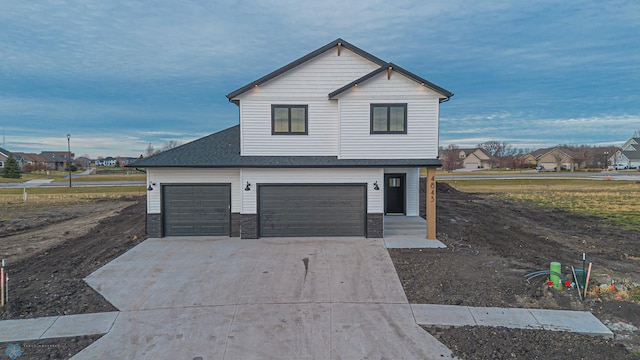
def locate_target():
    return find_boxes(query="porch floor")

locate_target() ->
[382,216,446,249]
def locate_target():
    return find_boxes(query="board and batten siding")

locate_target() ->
[240,168,383,214]
[337,73,441,159]
[147,168,241,214]
[236,48,380,157]
[385,167,420,216]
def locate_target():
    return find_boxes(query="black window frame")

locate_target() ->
[271,105,308,135]
[370,103,408,134]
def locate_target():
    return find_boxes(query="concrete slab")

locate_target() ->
[529,309,614,338]
[43,312,119,338]
[328,238,408,303]
[75,236,453,359]
[469,307,540,329]
[331,303,454,359]
[225,303,332,359]
[72,306,236,360]
[383,236,447,249]
[0,316,57,342]
[411,304,476,327]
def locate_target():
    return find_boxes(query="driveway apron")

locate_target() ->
[74,237,453,359]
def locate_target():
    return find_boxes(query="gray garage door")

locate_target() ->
[259,185,366,237]
[163,184,230,236]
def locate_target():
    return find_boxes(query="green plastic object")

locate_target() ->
[550,262,562,290]
[574,269,586,289]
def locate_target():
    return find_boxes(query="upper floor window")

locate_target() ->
[272,105,308,135]
[370,104,407,134]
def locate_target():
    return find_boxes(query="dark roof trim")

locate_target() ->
[225,38,387,101]
[129,159,442,169]
[328,62,454,101]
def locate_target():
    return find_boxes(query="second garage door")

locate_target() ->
[259,184,366,237]
[162,184,230,236]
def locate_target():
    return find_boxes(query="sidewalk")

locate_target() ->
[0,304,612,345]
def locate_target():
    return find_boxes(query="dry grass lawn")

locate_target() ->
[442,179,640,230]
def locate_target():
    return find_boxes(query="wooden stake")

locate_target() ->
[426,167,436,240]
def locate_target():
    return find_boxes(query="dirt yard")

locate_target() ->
[391,183,639,359]
[0,187,638,359]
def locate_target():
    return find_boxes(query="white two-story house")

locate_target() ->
[133,39,453,239]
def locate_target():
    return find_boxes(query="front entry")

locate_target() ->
[384,174,405,214]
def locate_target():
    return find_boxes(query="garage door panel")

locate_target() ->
[163,185,230,236]
[259,185,366,237]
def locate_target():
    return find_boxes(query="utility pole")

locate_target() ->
[67,134,72,188]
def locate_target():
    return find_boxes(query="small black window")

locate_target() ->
[370,104,407,134]
[272,105,308,134]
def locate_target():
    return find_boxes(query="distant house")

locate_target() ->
[611,137,640,168]
[75,156,92,168]
[40,151,74,170]
[457,148,495,169]
[95,157,117,166]
[527,147,582,171]
[13,152,49,171]
[0,146,9,169]
[519,153,537,166]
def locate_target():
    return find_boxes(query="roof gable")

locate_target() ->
[226,38,387,101]
[328,62,453,101]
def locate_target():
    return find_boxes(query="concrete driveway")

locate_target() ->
[74,237,453,359]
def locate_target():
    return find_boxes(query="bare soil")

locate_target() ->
[0,187,639,359]
[0,197,146,359]
[391,183,639,359]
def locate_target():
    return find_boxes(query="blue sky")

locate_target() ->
[1,1,638,158]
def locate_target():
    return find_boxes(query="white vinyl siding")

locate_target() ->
[147,168,240,214]
[337,73,441,159]
[385,167,420,216]
[240,168,383,214]
[236,48,380,156]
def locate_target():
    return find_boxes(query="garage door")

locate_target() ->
[162,184,230,236]
[259,185,366,237]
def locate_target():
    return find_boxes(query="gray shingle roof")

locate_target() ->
[129,125,440,168]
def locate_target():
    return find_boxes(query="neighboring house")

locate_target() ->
[519,153,537,167]
[40,151,74,170]
[13,152,49,171]
[457,148,494,169]
[75,156,92,168]
[530,147,581,171]
[132,39,453,239]
[95,157,117,166]
[0,146,9,169]
[611,137,640,168]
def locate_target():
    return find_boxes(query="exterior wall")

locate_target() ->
[463,153,481,169]
[240,168,383,214]
[366,213,383,238]
[146,168,241,214]
[337,74,441,159]
[237,48,380,156]
[240,214,258,239]
[538,152,573,170]
[146,214,162,238]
